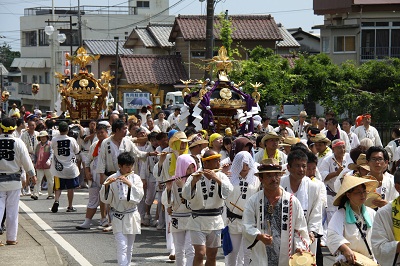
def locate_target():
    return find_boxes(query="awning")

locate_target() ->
[11,58,51,68]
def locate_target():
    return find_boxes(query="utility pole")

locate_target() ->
[78,0,82,47]
[204,0,214,79]
[114,39,119,111]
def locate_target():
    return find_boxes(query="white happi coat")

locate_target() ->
[50,134,80,179]
[316,148,332,169]
[85,140,102,187]
[371,201,400,265]
[293,120,309,141]
[347,132,360,150]
[327,207,376,259]
[254,148,287,165]
[370,172,399,203]
[319,153,353,211]
[0,134,35,191]
[21,130,39,159]
[96,136,147,175]
[100,171,144,235]
[354,125,383,147]
[242,188,310,266]
[280,176,323,239]
[182,171,233,231]
[225,177,261,234]
[161,181,191,232]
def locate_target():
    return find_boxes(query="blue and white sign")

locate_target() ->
[123,92,150,109]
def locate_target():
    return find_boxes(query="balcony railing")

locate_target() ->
[24,6,136,16]
[361,46,400,60]
[18,83,32,95]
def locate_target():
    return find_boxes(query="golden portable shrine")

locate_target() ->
[179,46,261,134]
[55,47,113,121]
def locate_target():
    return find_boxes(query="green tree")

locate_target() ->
[0,42,20,70]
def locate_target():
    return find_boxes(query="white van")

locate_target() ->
[165,91,184,107]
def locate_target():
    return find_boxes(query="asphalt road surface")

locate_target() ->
[19,188,335,265]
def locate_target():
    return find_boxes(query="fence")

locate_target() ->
[374,122,400,147]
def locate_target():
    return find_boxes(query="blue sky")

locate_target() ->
[0,0,323,51]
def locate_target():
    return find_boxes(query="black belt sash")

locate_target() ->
[192,207,223,219]
[227,208,242,220]
[0,173,21,182]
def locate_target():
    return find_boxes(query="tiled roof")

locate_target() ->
[84,40,134,56]
[134,27,158,47]
[120,55,188,85]
[169,15,282,42]
[125,23,174,49]
[277,26,300,48]
[148,24,174,48]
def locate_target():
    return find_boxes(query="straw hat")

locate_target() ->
[168,131,189,147]
[348,154,370,172]
[37,130,49,141]
[280,137,300,147]
[333,175,379,206]
[365,192,382,209]
[310,133,331,146]
[260,131,281,148]
[255,158,285,174]
[352,251,379,266]
[289,251,316,266]
[188,133,208,149]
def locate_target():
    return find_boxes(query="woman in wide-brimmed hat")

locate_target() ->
[327,175,379,264]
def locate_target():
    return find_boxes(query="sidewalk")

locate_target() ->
[0,214,65,266]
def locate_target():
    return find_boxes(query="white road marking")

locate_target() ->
[19,201,93,266]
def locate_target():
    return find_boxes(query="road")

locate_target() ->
[19,188,335,265]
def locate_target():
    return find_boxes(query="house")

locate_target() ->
[83,39,134,79]
[287,27,320,54]
[124,23,174,55]
[168,14,283,79]
[10,1,174,112]
[276,24,301,55]
[118,54,188,112]
[313,0,400,64]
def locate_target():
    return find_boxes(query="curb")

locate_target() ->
[19,214,65,265]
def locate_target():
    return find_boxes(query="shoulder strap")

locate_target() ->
[354,222,373,256]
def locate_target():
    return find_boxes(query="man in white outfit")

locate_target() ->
[0,118,36,245]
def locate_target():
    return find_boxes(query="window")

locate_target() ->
[334,36,355,52]
[32,75,38,83]
[59,29,79,47]
[137,1,150,7]
[38,29,50,46]
[22,75,27,83]
[191,51,205,58]
[322,37,330,53]
[45,72,50,84]
[23,31,37,47]
[39,75,43,84]
[361,22,400,60]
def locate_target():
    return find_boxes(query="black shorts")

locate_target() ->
[54,176,79,190]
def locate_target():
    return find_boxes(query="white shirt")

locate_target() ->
[354,125,383,147]
[154,119,170,132]
[50,134,80,179]
[167,113,180,126]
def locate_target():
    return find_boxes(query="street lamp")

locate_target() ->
[45,25,66,110]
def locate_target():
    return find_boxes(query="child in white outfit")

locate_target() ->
[100,152,144,266]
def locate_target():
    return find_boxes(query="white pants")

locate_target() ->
[172,230,194,266]
[225,233,250,266]
[114,232,136,266]
[0,189,20,241]
[166,212,175,254]
[34,169,54,197]
[144,181,156,206]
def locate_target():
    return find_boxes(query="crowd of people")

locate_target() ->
[1,104,400,266]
